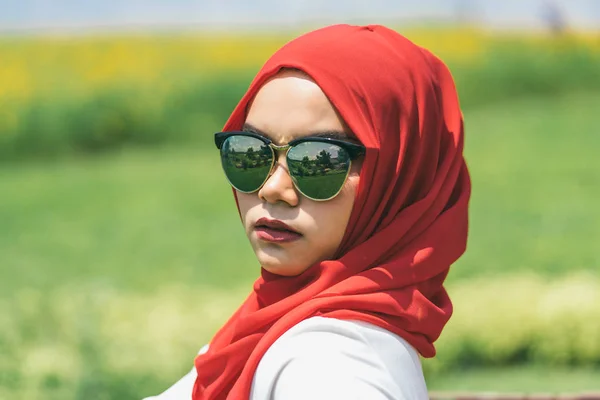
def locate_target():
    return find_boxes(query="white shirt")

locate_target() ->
[143,316,429,400]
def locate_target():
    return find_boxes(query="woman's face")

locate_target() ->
[236,70,362,277]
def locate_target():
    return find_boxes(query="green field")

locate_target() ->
[2,92,598,291]
[1,92,599,398]
[427,367,600,393]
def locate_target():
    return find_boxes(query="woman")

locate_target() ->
[145,23,470,400]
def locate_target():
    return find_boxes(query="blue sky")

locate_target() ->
[1,0,598,32]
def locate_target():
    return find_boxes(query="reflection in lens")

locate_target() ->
[221,136,273,192]
[287,142,351,200]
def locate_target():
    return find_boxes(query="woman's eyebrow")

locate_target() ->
[242,123,271,139]
[242,123,350,141]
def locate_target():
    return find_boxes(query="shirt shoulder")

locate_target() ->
[250,316,429,400]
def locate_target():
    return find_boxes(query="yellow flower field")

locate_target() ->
[1,28,598,102]
[1,27,598,160]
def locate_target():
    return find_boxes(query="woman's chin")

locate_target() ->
[256,251,307,277]
[262,265,299,277]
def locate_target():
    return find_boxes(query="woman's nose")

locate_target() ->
[257,153,300,207]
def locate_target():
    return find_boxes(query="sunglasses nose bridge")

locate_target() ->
[265,143,292,176]
[268,143,291,153]
[258,143,300,205]
[267,142,291,168]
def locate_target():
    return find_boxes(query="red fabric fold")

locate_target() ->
[193,24,471,400]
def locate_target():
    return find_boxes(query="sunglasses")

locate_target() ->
[214,131,366,201]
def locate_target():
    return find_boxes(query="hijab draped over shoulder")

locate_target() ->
[193,24,471,400]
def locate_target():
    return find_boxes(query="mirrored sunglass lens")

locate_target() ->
[220,136,272,192]
[287,142,351,200]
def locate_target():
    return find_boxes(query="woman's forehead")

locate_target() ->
[244,71,357,145]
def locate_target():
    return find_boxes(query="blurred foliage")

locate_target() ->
[1,28,599,160]
[426,273,600,373]
[1,276,599,399]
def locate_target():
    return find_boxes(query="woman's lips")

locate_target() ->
[255,227,302,243]
[254,218,302,243]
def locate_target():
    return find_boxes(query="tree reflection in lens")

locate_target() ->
[288,142,351,199]
[221,136,273,192]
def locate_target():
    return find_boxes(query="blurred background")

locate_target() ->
[0,0,599,399]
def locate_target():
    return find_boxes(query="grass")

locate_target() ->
[4,92,597,294]
[0,143,259,296]
[426,367,600,393]
[1,92,599,397]
[451,91,600,280]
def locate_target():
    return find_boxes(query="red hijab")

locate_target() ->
[193,24,470,399]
